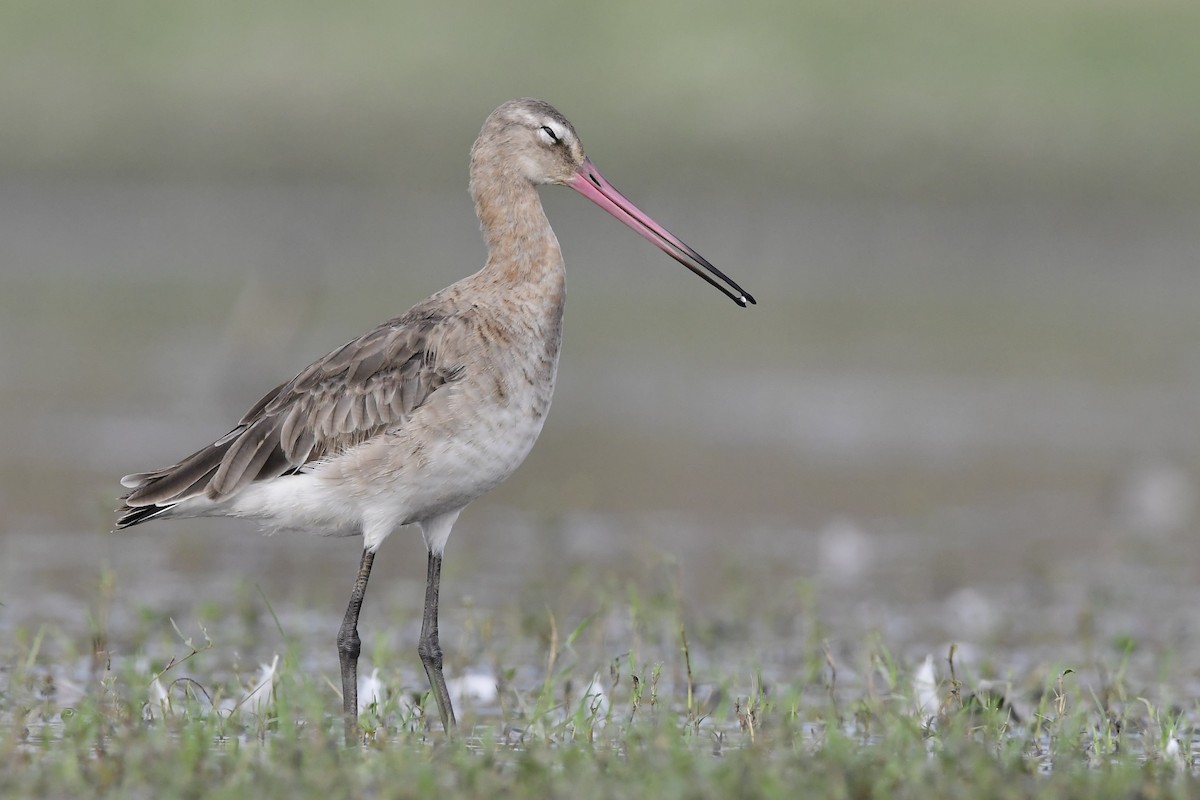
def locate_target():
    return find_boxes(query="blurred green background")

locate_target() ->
[2,0,1199,676]
[4,0,1198,196]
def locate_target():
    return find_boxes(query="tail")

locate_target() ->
[114,501,177,529]
[115,403,302,530]
[115,426,242,530]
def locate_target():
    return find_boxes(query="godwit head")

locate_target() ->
[470,98,756,307]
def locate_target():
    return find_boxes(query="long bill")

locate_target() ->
[568,157,756,308]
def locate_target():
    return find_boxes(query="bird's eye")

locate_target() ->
[539,125,560,145]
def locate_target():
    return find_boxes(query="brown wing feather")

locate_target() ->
[117,311,462,525]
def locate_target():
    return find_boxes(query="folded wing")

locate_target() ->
[117,312,462,528]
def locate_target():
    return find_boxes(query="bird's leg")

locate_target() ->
[337,547,375,745]
[418,549,457,732]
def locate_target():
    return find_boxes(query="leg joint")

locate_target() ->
[337,626,361,661]
[417,637,443,670]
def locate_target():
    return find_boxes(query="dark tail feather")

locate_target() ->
[114,501,176,529]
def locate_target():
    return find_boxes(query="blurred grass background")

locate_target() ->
[1,0,1199,677]
[2,0,1197,198]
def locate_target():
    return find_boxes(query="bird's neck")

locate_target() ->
[472,173,564,292]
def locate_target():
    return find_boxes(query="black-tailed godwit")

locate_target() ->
[117,98,754,741]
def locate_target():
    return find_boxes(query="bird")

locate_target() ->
[116,98,755,741]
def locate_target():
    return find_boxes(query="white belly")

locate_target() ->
[226,356,557,551]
